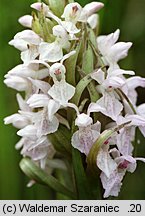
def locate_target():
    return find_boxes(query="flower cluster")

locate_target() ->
[4,0,145,198]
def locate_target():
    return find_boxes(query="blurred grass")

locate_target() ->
[0,0,145,199]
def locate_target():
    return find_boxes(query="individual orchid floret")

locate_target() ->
[27,93,60,136]
[47,54,76,107]
[4,60,50,97]
[109,116,134,156]
[61,2,104,35]
[97,145,118,178]
[35,107,59,137]
[122,76,145,106]
[61,3,82,23]
[90,67,135,121]
[89,91,123,121]
[106,114,145,158]
[9,30,41,50]
[39,25,70,62]
[72,113,101,156]
[101,148,145,198]
[17,135,55,169]
[48,63,75,106]
[9,30,42,64]
[91,68,134,92]
[100,168,125,198]
[4,94,33,129]
[22,137,54,170]
[97,29,132,69]
[18,15,33,28]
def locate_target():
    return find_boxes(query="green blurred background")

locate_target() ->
[0,0,145,199]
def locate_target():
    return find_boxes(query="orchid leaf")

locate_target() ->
[72,148,92,199]
[87,122,131,171]
[82,45,99,102]
[20,158,76,199]
[71,74,92,106]
[48,125,72,157]
[65,41,82,86]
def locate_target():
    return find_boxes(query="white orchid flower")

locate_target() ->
[101,148,145,198]
[89,91,123,121]
[90,67,134,121]
[9,30,42,64]
[39,25,70,62]
[72,113,101,156]
[48,63,75,106]
[4,94,33,129]
[61,2,104,34]
[97,145,118,178]
[122,76,145,106]
[9,30,41,50]
[4,113,30,129]
[97,29,132,69]
[28,77,51,95]
[4,62,50,94]
[47,51,76,108]
[27,93,60,136]
[125,114,145,138]
[91,68,134,92]
[17,135,55,169]
[27,94,50,108]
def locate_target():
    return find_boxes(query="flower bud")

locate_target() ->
[18,15,33,28]
[31,2,49,15]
